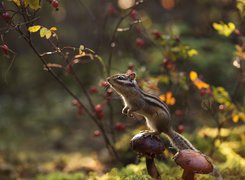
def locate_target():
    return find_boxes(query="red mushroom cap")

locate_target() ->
[174,149,213,174]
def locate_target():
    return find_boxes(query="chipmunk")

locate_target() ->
[107,72,197,151]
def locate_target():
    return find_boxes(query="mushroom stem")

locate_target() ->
[182,170,195,180]
[146,157,161,180]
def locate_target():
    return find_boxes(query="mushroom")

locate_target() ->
[174,149,214,180]
[131,132,166,156]
[131,132,166,180]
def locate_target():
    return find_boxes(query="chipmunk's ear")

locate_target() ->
[128,72,136,80]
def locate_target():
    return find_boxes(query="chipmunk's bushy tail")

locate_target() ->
[168,130,198,151]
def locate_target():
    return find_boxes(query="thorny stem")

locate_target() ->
[13,22,120,161]
[107,0,145,76]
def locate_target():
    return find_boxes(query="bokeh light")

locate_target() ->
[161,0,175,10]
[118,0,135,9]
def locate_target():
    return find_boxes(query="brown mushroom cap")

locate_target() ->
[174,149,213,174]
[131,132,165,156]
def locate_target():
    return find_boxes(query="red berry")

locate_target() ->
[200,88,207,96]
[95,104,103,113]
[219,104,225,112]
[175,110,184,117]
[177,124,185,134]
[115,122,126,131]
[174,36,181,43]
[134,26,141,34]
[130,9,138,20]
[96,111,104,120]
[94,130,101,137]
[71,99,79,106]
[78,107,83,115]
[200,88,212,96]
[0,44,9,55]
[107,3,116,15]
[152,31,161,40]
[65,64,72,74]
[89,86,98,94]
[2,12,11,22]
[135,38,145,47]
[100,80,109,87]
[106,88,113,96]
[163,58,175,70]
[51,0,59,9]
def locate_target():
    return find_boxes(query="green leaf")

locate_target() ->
[40,28,52,39]
[40,27,48,38]
[45,30,52,39]
[28,25,41,33]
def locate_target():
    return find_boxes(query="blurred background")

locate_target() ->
[0,0,244,179]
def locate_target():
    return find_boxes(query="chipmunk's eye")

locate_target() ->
[117,76,125,80]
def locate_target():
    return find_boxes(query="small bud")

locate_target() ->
[71,99,79,106]
[89,86,98,94]
[51,0,59,10]
[218,104,225,112]
[65,64,72,74]
[100,80,109,87]
[107,3,117,15]
[0,44,9,55]
[96,111,104,120]
[94,130,101,137]
[200,88,212,96]
[115,122,126,131]
[95,104,103,113]
[175,110,184,117]
[174,36,181,43]
[163,58,175,70]
[152,31,161,40]
[134,26,141,34]
[130,9,138,20]
[135,38,145,47]
[106,88,113,96]
[2,12,11,23]
[78,107,83,115]
[177,124,185,134]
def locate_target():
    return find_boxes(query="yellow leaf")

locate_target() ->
[189,71,198,81]
[194,79,210,89]
[12,0,21,6]
[159,91,176,106]
[27,0,41,10]
[188,49,198,57]
[232,114,239,123]
[45,30,52,39]
[159,94,165,102]
[50,27,57,31]
[28,25,41,33]
[12,0,40,10]
[79,45,85,55]
[190,71,210,89]
[212,22,236,37]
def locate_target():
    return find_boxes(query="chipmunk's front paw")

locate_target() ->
[122,107,129,115]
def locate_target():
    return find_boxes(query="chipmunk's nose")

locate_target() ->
[106,77,111,82]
